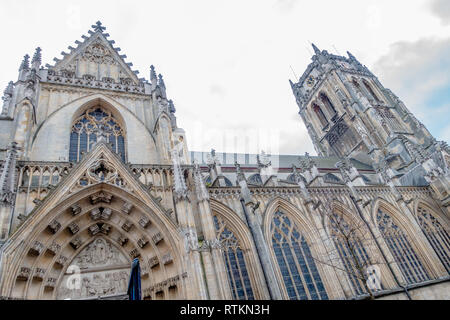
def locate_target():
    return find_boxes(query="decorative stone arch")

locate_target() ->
[323,199,397,294]
[0,183,185,300]
[209,199,268,299]
[153,112,174,162]
[413,198,450,273]
[322,199,363,239]
[413,198,449,225]
[29,93,157,163]
[69,101,128,162]
[371,198,443,281]
[13,99,35,157]
[262,196,342,299]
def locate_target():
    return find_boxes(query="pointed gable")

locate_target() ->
[47,21,141,86]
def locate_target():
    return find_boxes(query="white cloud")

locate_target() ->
[372,37,450,141]
[430,0,450,25]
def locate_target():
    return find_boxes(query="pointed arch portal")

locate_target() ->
[0,144,185,300]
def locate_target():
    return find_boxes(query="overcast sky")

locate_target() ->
[1,0,449,156]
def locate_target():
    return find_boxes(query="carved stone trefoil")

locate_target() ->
[101,208,112,220]
[55,255,68,267]
[149,256,159,268]
[29,241,44,256]
[100,224,111,235]
[47,242,61,255]
[88,224,100,236]
[90,191,112,204]
[71,204,82,216]
[137,236,149,248]
[117,236,128,246]
[67,222,79,235]
[139,216,150,228]
[152,232,163,245]
[17,267,31,281]
[70,237,82,250]
[129,248,140,259]
[90,208,101,220]
[141,265,149,277]
[44,277,57,289]
[162,253,173,265]
[47,220,61,234]
[121,220,134,232]
[121,202,133,214]
[33,268,46,280]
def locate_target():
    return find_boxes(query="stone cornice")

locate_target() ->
[40,81,151,99]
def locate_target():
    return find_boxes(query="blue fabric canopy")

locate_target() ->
[127,258,142,300]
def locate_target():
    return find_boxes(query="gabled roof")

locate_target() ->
[45,21,143,85]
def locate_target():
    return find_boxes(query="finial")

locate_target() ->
[171,148,188,200]
[234,161,246,183]
[168,99,176,113]
[32,47,42,64]
[92,21,106,32]
[311,43,321,55]
[19,54,30,71]
[158,74,165,89]
[150,65,157,83]
[3,81,14,96]
[347,51,356,60]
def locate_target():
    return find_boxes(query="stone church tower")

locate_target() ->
[0,24,448,300]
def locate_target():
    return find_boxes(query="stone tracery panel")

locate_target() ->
[56,238,130,299]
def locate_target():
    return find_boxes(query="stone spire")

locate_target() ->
[19,54,30,71]
[193,161,209,202]
[171,148,188,200]
[347,51,357,61]
[312,43,321,55]
[0,142,19,205]
[31,47,42,70]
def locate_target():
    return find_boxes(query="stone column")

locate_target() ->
[193,163,232,299]
[0,142,19,241]
[235,162,282,299]
[171,149,208,299]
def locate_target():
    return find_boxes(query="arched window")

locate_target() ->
[319,93,337,115]
[377,209,429,284]
[271,210,328,300]
[417,206,450,273]
[313,103,328,128]
[363,80,381,103]
[213,214,255,300]
[69,107,126,162]
[329,212,376,296]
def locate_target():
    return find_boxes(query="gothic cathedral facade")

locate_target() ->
[0,22,449,300]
